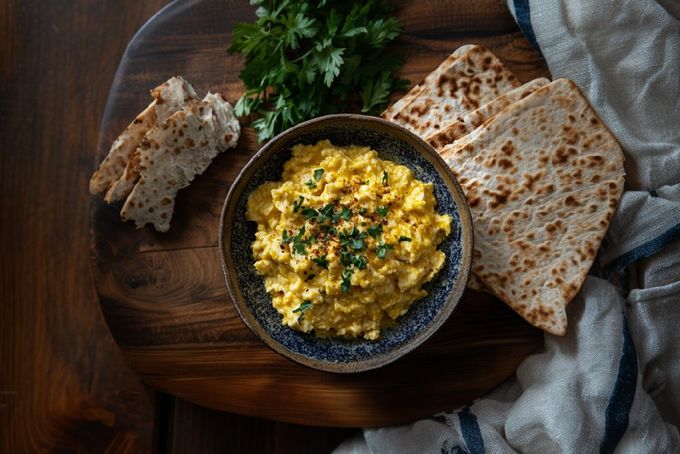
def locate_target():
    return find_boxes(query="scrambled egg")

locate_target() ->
[246,140,451,340]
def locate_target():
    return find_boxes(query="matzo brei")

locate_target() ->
[441,78,625,335]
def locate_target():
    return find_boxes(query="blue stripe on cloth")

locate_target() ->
[458,407,485,454]
[600,315,638,454]
[602,222,680,279]
[512,0,541,51]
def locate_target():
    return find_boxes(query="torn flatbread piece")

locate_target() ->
[387,45,522,138]
[120,93,240,232]
[104,77,198,203]
[426,78,550,151]
[441,79,625,335]
[89,76,197,195]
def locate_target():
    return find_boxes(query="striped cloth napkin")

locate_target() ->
[335,0,680,452]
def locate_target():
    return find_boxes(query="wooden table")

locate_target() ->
[1,1,546,451]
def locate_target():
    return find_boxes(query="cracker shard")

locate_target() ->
[120,92,240,232]
[442,78,625,335]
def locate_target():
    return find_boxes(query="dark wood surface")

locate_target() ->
[1,1,168,451]
[91,0,548,428]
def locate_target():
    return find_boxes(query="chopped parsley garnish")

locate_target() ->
[301,207,318,220]
[376,241,394,259]
[382,170,388,186]
[398,236,412,242]
[318,204,335,223]
[281,230,291,244]
[351,237,365,250]
[359,207,367,215]
[376,205,389,217]
[367,224,383,239]
[293,300,313,321]
[314,168,325,181]
[340,207,352,221]
[353,255,368,269]
[341,268,354,292]
[305,179,317,189]
[312,254,329,269]
[292,195,304,213]
[291,226,308,255]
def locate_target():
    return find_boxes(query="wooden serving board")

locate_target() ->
[91,0,549,427]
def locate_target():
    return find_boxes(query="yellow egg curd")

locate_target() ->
[246,140,452,340]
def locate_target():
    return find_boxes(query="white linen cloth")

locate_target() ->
[335,0,680,452]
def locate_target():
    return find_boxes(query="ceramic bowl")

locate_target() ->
[219,114,472,373]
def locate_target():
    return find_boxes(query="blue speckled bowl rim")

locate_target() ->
[219,114,473,373]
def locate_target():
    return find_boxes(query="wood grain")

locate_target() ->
[0,1,170,452]
[91,0,549,429]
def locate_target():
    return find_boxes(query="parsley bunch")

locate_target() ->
[228,0,408,142]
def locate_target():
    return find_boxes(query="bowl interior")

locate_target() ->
[222,115,471,372]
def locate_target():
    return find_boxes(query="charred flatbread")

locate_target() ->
[441,78,625,335]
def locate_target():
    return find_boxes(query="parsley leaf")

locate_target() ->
[382,170,388,186]
[305,179,317,189]
[376,206,389,217]
[292,195,304,213]
[341,268,353,292]
[376,241,394,259]
[293,300,313,321]
[398,236,412,242]
[340,207,352,220]
[281,230,291,244]
[359,207,367,215]
[228,1,407,142]
[312,254,329,269]
[353,254,368,269]
[314,168,325,181]
[301,207,318,220]
[367,224,383,239]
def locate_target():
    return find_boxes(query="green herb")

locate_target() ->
[340,207,352,221]
[318,204,336,223]
[312,254,329,269]
[359,207,367,215]
[281,230,291,244]
[293,300,313,321]
[382,170,388,186]
[350,237,364,250]
[367,224,383,239]
[398,236,412,242]
[291,226,308,255]
[341,268,354,292]
[376,241,394,259]
[305,179,317,189]
[314,168,325,181]
[228,1,408,142]
[340,250,354,267]
[376,205,389,217]
[353,254,368,269]
[301,207,318,220]
[292,195,304,213]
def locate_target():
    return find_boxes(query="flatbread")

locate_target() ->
[426,78,550,151]
[388,45,522,138]
[103,77,198,203]
[120,93,240,232]
[441,78,625,335]
[89,76,196,195]
[381,45,475,121]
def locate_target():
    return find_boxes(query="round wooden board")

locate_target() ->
[91,0,549,427]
